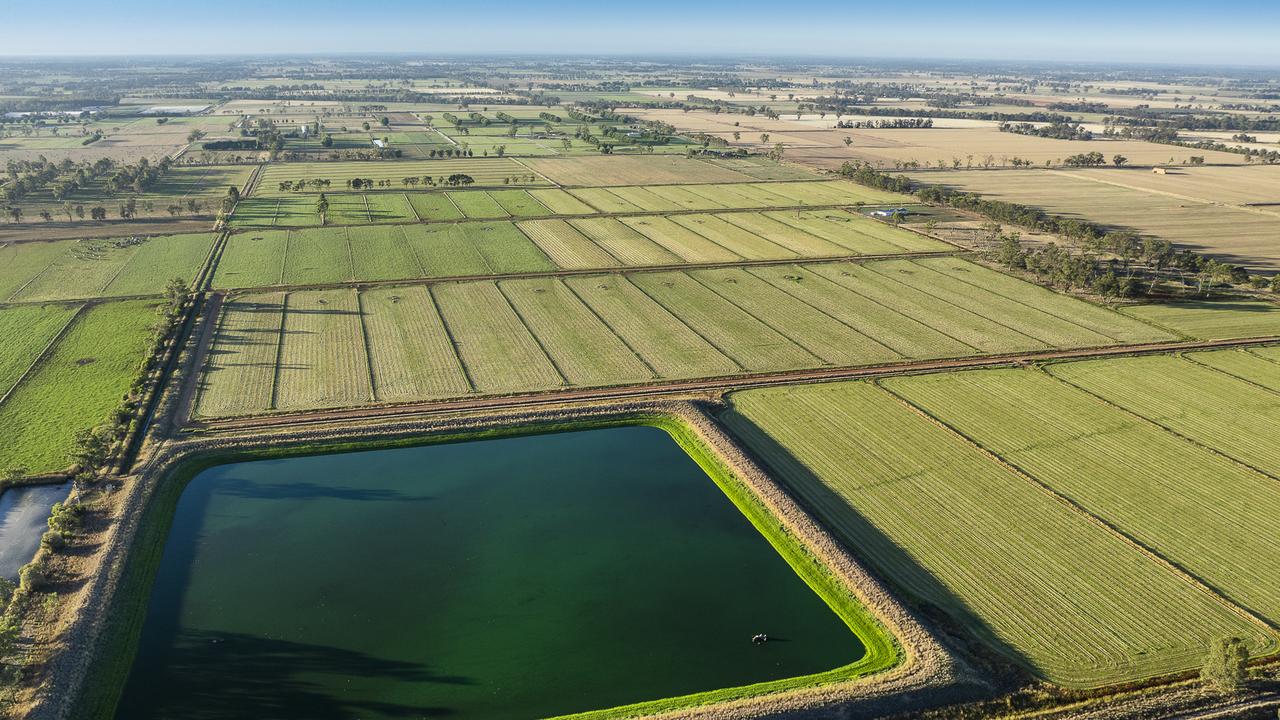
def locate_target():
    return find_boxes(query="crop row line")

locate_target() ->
[872,378,1280,641]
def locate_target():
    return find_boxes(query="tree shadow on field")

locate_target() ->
[117,629,468,719]
[715,409,1037,686]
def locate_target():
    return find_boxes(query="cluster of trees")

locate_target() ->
[1062,151,1108,167]
[427,148,474,158]
[841,161,1271,296]
[835,118,934,129]
[999,121,1093,140]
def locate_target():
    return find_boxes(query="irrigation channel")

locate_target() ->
[111,426,866,719]
[0,481,70,579]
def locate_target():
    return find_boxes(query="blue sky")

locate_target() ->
[2,0,1279,65]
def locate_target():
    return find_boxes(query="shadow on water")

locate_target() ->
[717,409,1034,679]
[210,475,431,503]
[124,629,466,720]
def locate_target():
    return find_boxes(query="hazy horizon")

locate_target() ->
[3,0,1279,65]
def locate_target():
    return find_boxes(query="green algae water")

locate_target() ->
[114,426,863,719]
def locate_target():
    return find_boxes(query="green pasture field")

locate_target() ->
[0,300,160,473]
[722,380,1275,687]
[1121,300,1280,340]
[254,158,544,195]
[0,304,80,398]
[886,366,1280,633]
[194,259,1164,416]
[0,233,215,302]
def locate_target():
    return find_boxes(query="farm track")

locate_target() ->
[215,248,963,295]
[188,335,1280,432]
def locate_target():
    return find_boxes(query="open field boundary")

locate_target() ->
[189,336,1280,432]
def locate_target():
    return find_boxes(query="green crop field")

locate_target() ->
[1121,300,1280,340]
[721,380,1274,687]
[0,300,160,473]
[448,190,510,218]
[194,293,285,418]
[431,281,565,394]
[195,259,1173,416]
[527,188,596,215]
[360,286,472,402]
[568,218,682,266]
[0,233,215,302]
[618,216,742,263]
[499,278,654,386]
[274,290,372,411]
[1187,346,1280,392]
[1047,354,1280,478]
[517,220,622,269]
[668,214,794,260]
[885,366,1280,631]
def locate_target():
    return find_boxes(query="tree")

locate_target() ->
[843,136,853,147]
[90,206,107,221]
[163,277,187,311]
[1201,637,1249,691]
[227,185,241,204]
[315,193,329,225]
[995,233,1025,269]
[380,116,390,127]
[759,133,770,144]
[1112,154,1128,166]
[767,142,785,162]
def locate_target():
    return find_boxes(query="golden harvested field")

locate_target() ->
[628,108,1247,169]
[919,169,1280,271]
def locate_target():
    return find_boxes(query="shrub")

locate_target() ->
[40,531,65,552]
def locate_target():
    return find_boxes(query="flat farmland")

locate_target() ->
[8,164,253,222]
[721,381,1274,686]
[0,233,216,302]
[1121,300,1280,339]
[214,209,949,289]
[1047,354,1280,477]
[919,169,1280,271]
[0,304,81,398]
[884,366,1280,635]
[0,300,160,473]
[230,180,914,228]
[196,258,1173,416]
[1188,346,1280,392]
[254,158,545,195]
[524,155,755,186]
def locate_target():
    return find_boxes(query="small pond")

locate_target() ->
[0,482,69,579]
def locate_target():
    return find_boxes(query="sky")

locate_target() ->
[2,0,1279,66]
